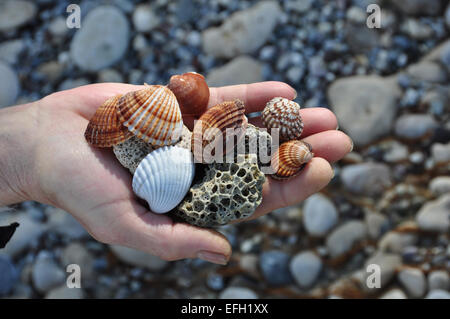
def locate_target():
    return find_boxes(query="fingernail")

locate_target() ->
[292,89,298,99]
[197,251,228,265]
[349,138,354,152]
[336,123,339,130]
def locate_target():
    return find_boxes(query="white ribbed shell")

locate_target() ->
[132,146,195,213]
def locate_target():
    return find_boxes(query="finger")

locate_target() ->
[54,83,144,120]
[302,130,353,163]
[249,107,338,138]
[110,200,232,264]
[248,157,333,219]
[209,81,297,113]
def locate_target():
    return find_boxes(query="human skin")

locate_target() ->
[0,82,352,265]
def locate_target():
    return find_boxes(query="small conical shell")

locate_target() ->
[132,146,195,214]
[168,72,209,116]
[262,97,304,142]
[270,140,313,180]
[118,85,183,147]
[84,94,133,147]
[191,99,248,163]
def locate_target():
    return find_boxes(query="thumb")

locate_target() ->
[110,203,232,265]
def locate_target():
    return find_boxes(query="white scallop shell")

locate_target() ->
[132,146,195,214]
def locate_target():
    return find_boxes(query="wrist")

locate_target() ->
[0,102,41,205]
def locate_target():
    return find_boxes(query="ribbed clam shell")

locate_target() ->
[118,85,183,147]
[168,72,209,116]
[262,97,304,142]
[191,99,248,163]
[84,94,133,147]
[271,140,313,180]
[132,146,195,214]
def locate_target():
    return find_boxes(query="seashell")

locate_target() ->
[191,99,248,163]
[168,72,209,116]
[132,146,195,214]
[118,85,183,147]
[270,140,313,180]
[262,97,304,142]
[84,94,133,147]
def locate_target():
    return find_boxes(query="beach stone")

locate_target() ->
[395,114,438,140]
[289,251,322,288]
[206,56,263,87]
[383,141,409,163]
[97,68,124,83]
[132,4,160,32]
[431,142,450,165]
[407,61,447,83]
[416,194,450,233]
[0,213,47,258]
[389,0,442,16]
[363,252,402,290]
[0,0,36,31]
[446,4,450,29]
[426,289,450,299]
[0,255,17,296]
[428,270,449,291]
[202,1,281,58]
[219,287,258,299]
[378,232,418,254]
[365,212,388,239]
[45,285,84,299]
[341,163,392,197]
[328,76,400,147]
[59,78,90,91]
[430,177,450,196]
[61,243,94,282]
[32,252,66,293]
[0,62,19,108]
[0,39,25,65]
[398,268,426,298]
[238,254,259,278]
[70,5,130,71]
[402,19,433,40]
[380,288,407,299]
[48,17,69,38]
[110,245,168,271]
[36,61,65,83]
[303,194,338,236]
[326,221,367,258]
[259,250,292,286]
[286,0,313,13]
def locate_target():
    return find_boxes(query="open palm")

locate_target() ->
[30,82,352,264]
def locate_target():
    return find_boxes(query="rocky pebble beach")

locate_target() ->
[0,0,449,299]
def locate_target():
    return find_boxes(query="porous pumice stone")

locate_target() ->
[235,124,272,170]
[113,125,192,174]
[113,135,154,174]
[175,154,266,228]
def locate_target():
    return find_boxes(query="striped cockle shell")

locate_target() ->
[118,85,183,147]
[191,99,248,163]
[262,97,304,142]
[168,72,209,117]
[270,140,313,180]
[84,94,133,147]
[132,146,195,214]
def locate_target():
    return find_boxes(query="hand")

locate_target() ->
[0,82,352,264]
